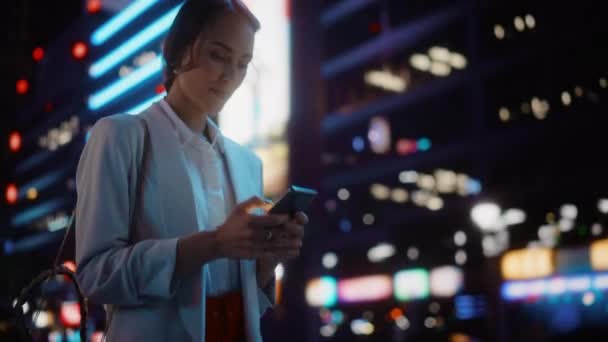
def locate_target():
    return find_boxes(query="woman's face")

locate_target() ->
[175,11,255,115]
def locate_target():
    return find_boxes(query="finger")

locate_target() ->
[284,222,305,239]
[236,196,273,213]
[249,214,289,228]
[293,212,309,225]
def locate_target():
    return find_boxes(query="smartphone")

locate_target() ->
[268,185,318,217]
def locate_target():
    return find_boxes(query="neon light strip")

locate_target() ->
[127,91,166,114]
[89,4,182,78]
[18,168,66,197]
[91,0,159,46]
[88,56,163,110]
[501,273,608,301]
[337,275,392,303]
[11,197,69,227]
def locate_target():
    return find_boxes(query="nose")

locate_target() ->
[220,63,236,82]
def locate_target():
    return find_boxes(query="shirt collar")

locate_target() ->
[158,99,225,154]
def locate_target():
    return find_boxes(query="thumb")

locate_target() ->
[237,196,273,213]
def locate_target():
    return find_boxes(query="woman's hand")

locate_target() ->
[256,211,309,288]
[216,196,290,259]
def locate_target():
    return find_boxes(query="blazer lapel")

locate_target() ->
[223,139,263,342]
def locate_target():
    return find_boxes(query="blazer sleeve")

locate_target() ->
[254,157,277,315]
[75,116,179,306]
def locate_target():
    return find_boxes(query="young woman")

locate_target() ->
[75,1,307,341]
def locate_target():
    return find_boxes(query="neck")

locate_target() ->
[165,84,208,134]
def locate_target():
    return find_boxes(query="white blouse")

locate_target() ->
[158,99,241,296]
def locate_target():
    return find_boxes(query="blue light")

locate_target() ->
[352,136,365,152]
[91,0,159,46]
[416,137,432,151]
[11,197,68,227]
[339,219,352,232]
[89,4,182,78]
[126,92,166,114]
[88,56,163,110]
[467,178,483,195]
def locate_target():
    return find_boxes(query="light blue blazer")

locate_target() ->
[75,103,274,341]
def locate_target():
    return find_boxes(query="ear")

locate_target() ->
[179,34,204,72]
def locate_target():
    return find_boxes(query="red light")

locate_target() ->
[63,261,77,273]
[87,0,102,14]
[6,184,18,204]
[44,102,54,112]
[155,84,166,94]
[369,22,381,34]
[32,47,45,62]
[60,302,81,327]
[9,132,21,152]
[390,308,404,320]
[16,79,29,95]
[72,42,88,60]
[396,139,418,155]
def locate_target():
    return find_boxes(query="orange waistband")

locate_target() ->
[206,291,245,342]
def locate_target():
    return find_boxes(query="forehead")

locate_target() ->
[204,11,255,55]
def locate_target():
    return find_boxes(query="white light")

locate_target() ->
[410,54,431,71]
[430,266,463,297]
[454,231,467,246]
[582,291,595,306]
[275,263,285,280]
[561,91,572,106]
[503,208,527,226]
[429,302,441,313]
[592,223,603,236]
[391,188,409,203]
[368,116,392,154]
[320,324,337,337]
[482,235,501,257]
[531,97,550,120]
[574,86,584,97]
[428,46,451,63]
[407,247,419,260]
[499,107,510,121]
[322,252,338,269]
[471,202,502,231]
[368,243,396,263]
[351,319,375,335]
[33,311,51,328]
[427,196,444,211]
[449,52,467,70]
[494,24,505,39]
[559,218,575,232]
[525,14,536,29]
[455,250,467,265]
[399,171,418,184]
[430,61,451,77]
[12,300,29,314]
[337,188,350,201]
[412,190,431,207]
[417,174,436,190]
[395,316,410,330]
[514,16,525,32]
[435,169,457,193]
[600,78,608,89]
[538,225,559,247]
[370,183,391,200]
[363,214,375,225]
[599,199,608,214]
[424,317,437,328]
[364,70,407,92]
[560,204,578,220]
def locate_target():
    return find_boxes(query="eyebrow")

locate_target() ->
[211,41,252,59]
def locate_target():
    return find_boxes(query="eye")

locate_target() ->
[210,51,228,62]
